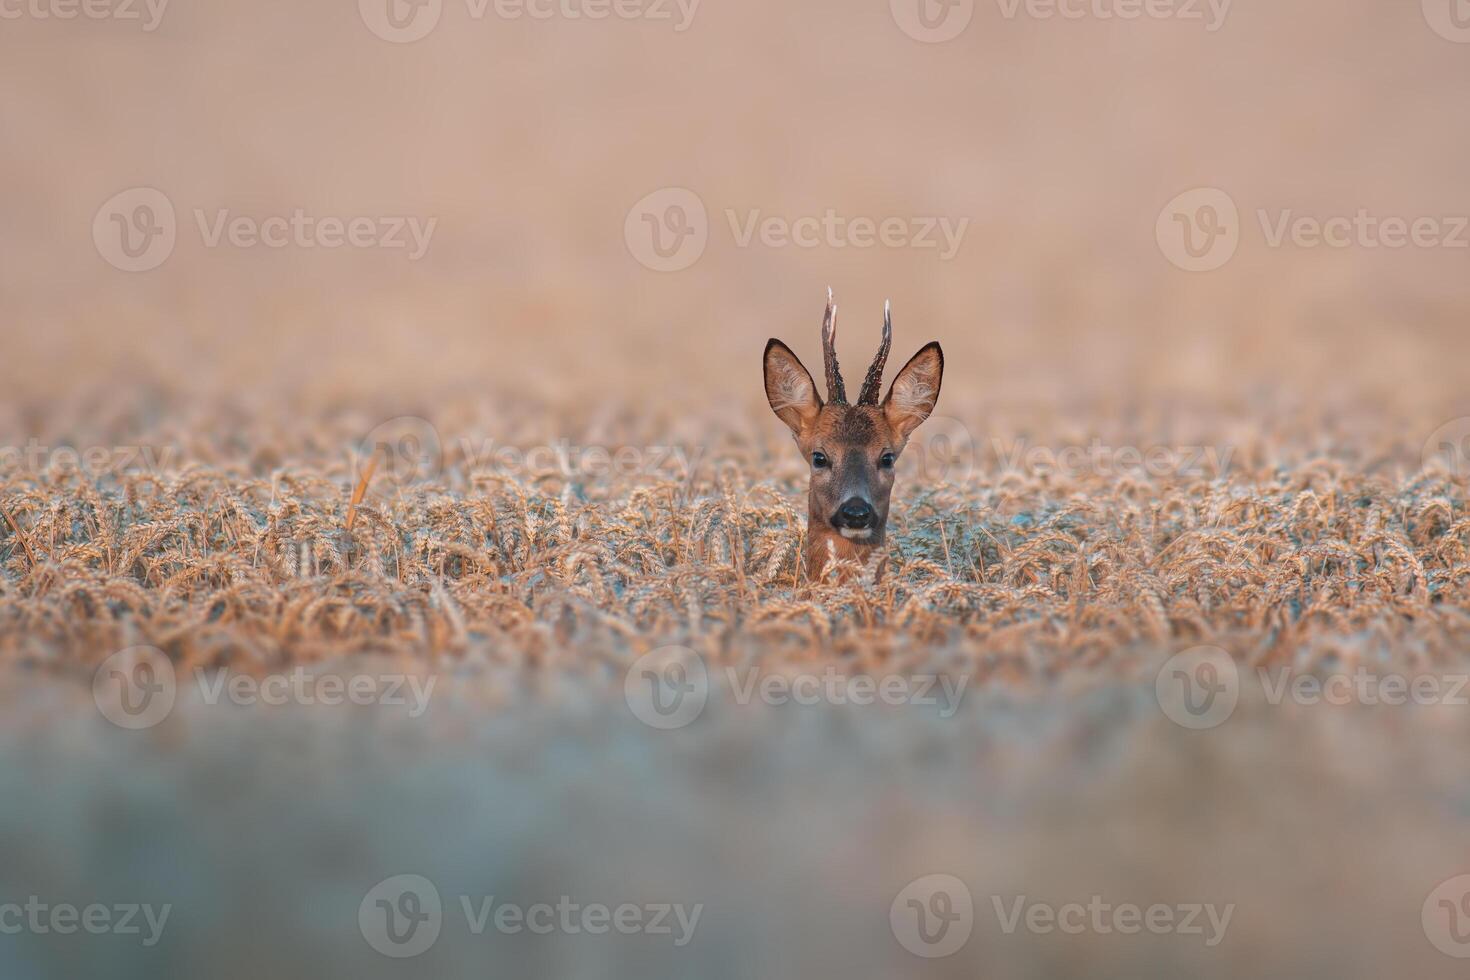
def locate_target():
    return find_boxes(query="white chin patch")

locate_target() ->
[838,527,873,541]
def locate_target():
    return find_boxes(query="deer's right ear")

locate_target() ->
[764,339,822,436]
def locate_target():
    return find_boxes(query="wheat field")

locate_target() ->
[4,388,1470,676]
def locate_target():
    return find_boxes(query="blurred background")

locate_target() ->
[4,0,1468,413]
[4,1,1470,978]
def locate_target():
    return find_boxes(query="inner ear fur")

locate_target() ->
[763,339,823,436]
[883,342,943,440]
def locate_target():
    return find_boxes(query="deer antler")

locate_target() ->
[857,300,892,406]
[821,287,847,404]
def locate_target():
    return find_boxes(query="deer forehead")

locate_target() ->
[810,405,894,449]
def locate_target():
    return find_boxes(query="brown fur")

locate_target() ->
[763,298,943,581]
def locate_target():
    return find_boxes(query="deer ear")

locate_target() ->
[883,342,943,440]
[764,339,822,436]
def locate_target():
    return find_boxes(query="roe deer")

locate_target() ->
[763,291,944,579]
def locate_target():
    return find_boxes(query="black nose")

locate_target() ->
[834,498,876,529]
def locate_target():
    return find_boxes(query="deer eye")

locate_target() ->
[811,451,830,469]
[879,451,897,469]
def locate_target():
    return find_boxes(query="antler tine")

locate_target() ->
[857,299,892,405]
[822,287,847,404]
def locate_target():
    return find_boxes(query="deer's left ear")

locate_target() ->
[764,339,823,436]
[883,342,943,440]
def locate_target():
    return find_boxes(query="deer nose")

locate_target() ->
[835,498,876,529]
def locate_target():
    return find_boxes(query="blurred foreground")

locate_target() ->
[3,672,1469,978]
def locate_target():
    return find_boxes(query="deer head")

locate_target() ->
[763,291,944,578]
